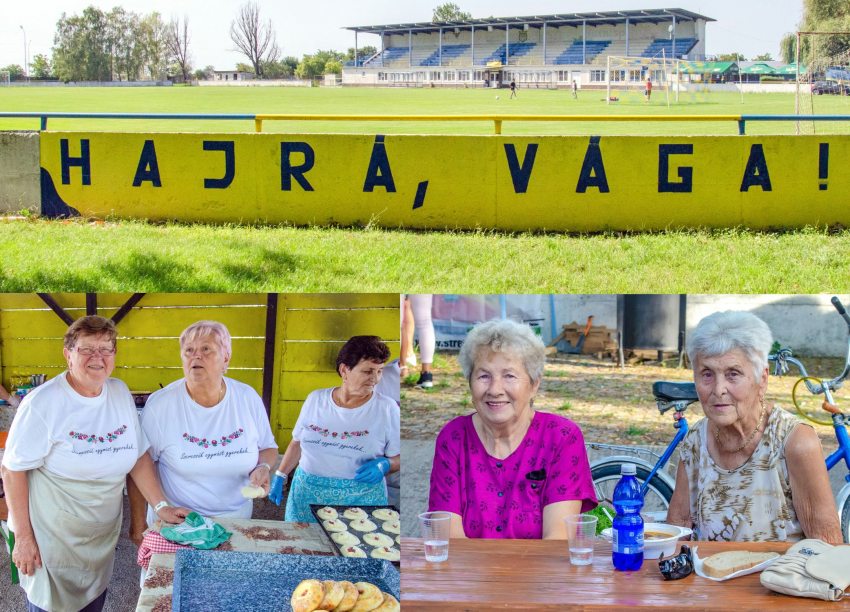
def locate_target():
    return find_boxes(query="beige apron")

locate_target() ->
[20,467,124,612]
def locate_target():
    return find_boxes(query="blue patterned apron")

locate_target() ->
[284,467,387,522]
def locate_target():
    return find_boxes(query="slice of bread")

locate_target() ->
[703,550,780,578]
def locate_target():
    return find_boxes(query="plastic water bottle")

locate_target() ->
[612,463,644,571]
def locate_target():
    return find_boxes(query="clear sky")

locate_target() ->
[1,0,804,72]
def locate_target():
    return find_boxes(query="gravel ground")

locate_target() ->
[401,352,840,452]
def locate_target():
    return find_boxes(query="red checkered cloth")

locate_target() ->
[137,530,191,570]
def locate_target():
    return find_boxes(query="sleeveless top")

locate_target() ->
[678,407,808,542]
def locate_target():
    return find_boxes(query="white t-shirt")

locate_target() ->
[141,377,277,517]
[1,373,147,479]
[292,388,400,479]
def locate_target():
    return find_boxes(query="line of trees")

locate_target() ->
[8,2,468,83]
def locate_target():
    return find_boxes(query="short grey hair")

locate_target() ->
[687,311,773,381]
[458,319,546,384]
[180,320,233,362]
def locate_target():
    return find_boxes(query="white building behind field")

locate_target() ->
[343,8,712,89]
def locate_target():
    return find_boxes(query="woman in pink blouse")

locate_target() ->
[428,319,597,539]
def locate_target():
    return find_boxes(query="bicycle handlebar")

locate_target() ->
[770,295,850,398]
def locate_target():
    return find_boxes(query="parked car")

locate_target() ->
[811,80,850,95]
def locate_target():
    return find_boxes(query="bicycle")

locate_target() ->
[589,295,850,543]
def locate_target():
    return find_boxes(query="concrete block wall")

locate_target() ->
[0,131,40,212]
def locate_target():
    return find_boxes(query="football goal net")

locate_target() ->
[0,71,10,86]
[605,54,675,106]
[794,31,850,134]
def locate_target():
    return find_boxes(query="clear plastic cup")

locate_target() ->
[418,511,451,562]
[565,514,598,566]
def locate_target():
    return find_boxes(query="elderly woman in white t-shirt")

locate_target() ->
[129,320,279,543]
[269,336,401,521]
[0,316,188,612]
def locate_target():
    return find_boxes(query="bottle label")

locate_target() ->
[612,529,644,554]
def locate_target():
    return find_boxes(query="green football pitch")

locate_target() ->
[1,85,849,135]
[2,85,850,292]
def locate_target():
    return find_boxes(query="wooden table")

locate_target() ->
[401,538,847,610]
[136,519,335,611]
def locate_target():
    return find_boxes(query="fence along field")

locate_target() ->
[2,86,850,292]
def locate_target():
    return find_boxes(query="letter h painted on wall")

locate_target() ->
[60,139,91,185]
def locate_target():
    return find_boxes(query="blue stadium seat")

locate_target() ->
[420,44,471,66]
[641,38,697,59]
[552,40,611,65]
[364,47,408,66]
[476,42,537,65]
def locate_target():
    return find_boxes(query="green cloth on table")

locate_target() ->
[160,512,232,550]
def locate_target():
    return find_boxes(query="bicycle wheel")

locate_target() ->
[792,376,834,426]
[841,494,850,545]
[591,463,674,520]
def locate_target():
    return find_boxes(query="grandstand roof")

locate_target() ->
[346,8,714,36]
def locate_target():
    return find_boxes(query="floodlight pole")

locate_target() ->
[19,25,28,81]
[795,31,801,134]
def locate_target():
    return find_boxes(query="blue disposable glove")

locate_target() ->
[268,471,287,506]
[354,457,390,485]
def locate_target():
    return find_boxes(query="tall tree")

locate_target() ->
[783,0,850,64]
[30,54,54,79]
[717,52,746,62]
[432,3,472,21]
[52,7,112,82]
[230,2,279,78]
[347,46,378,63]
[752,52,774,61]
[140,12,169,80]
[167,15,192,82]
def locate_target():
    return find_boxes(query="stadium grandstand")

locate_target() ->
[342,8,712,88]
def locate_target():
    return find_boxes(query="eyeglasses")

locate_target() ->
[75,346,116,357]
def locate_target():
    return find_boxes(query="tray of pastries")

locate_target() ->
[310,504,401,565]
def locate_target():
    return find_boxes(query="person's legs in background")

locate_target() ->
[409,294,435,388]
[399,296,416,379]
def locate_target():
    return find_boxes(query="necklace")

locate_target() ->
[714,401,768,454]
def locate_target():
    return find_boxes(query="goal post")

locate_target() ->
[794,31,850,134]
[0,71,10,86]
[605,54,678,106]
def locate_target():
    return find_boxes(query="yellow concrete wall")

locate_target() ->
[39,132,850,230]
[0,293,399,449]
[270,293,400,448]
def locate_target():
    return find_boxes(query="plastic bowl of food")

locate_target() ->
[601,522,693,559]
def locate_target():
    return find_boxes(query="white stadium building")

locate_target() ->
[342,8,713,88]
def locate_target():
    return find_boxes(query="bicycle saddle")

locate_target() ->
[652,381,698,402]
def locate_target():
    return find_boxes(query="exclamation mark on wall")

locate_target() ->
[819,143,829,191]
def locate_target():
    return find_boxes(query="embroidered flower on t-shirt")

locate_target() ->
[69,424,128,444]
[183,427,244,449]
[307,424,368,440]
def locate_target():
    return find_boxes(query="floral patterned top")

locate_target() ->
[428,411,597,539]
[678,407,809,542]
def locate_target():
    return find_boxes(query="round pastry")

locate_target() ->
[340,545,367,558]
[331,581,359,612]
[349,518,378,532]
[350,582,384,612]
[331,531,360,547]
[381,521,400,535]
[343,507,368,520]
[373,592,401,612]
[371,508,399,522]
[316,506,338,520]
[240,484,266,499]
[363,532,394,548]
[318,580,345,611]
[394,535,401,546]
[322,519,348,533]
[291,579,324,612]
[370,546,400,562]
